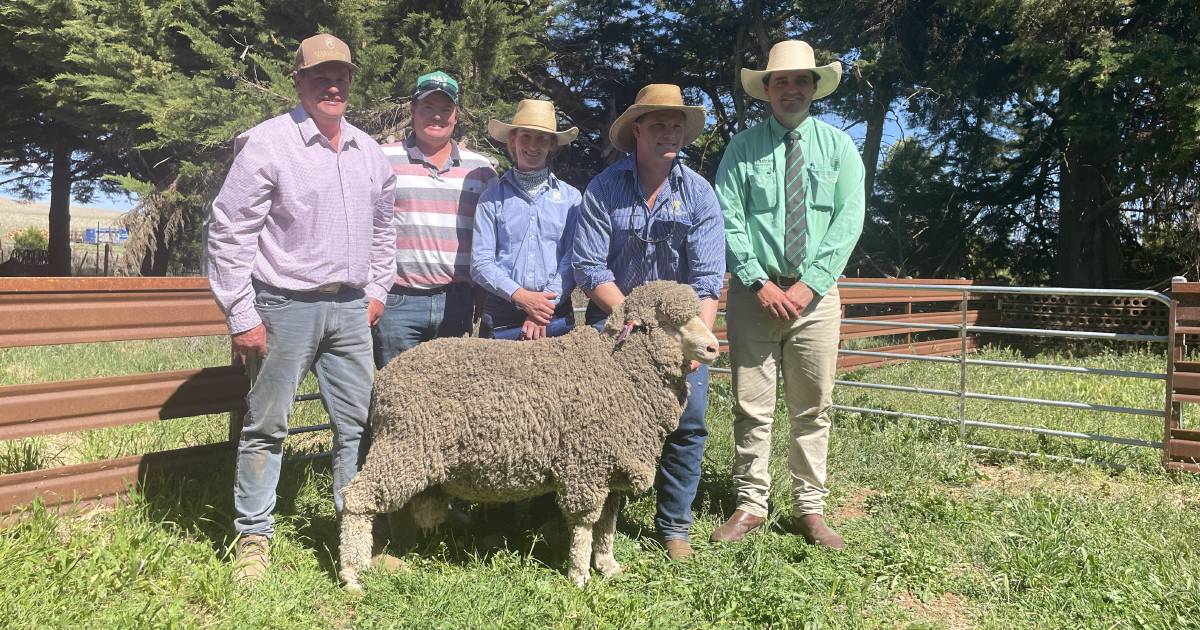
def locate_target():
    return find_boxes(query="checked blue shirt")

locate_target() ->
[572,155,725,323]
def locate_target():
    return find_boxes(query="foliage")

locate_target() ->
[8,227,49,251]
[3,0,1200,286]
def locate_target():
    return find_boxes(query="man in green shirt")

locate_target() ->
[711,40,864,549]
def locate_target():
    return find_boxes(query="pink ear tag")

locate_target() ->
[615,320,636,344]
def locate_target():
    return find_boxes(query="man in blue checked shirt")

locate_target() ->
[572,84,725,560]
[472,99,582,340]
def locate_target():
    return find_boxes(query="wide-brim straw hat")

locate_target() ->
[488,99,579,146]
[608,84,707,154]
[740,40,842,102]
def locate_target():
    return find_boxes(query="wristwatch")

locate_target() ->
[749,278,767,293]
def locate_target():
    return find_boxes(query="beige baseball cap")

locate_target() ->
[293,33,358,72]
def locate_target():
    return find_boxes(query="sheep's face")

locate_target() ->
[606,281,721,364]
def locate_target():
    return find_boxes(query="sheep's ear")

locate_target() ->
[604,302,627,335]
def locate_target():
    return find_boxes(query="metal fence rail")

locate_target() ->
[833,281,1173,465]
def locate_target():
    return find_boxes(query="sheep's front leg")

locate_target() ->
[591,492,622,577]
[338,511,374,595]
[567,520,595,587]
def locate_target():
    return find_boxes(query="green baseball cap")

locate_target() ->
[413,71,460,104]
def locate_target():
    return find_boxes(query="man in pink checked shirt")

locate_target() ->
[205,33,396,584]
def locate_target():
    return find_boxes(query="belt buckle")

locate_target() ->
[316,283,341,294]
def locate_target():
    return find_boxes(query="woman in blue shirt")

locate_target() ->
[472,99,582,340]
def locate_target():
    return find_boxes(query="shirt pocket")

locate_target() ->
[808,167,839,211]
[747,165,777,212]
[662,212,694,253]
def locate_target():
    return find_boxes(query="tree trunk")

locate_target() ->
[1057,137,1122,287]
[138,212,172,276]
[861,85,892,209]
[47,136,73,276]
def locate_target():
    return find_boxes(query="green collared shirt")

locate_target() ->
[715,115,865,295]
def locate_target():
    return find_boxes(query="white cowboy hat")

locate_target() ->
[608,84,707,154]
[488,99,579,146]
[740,40,842,102]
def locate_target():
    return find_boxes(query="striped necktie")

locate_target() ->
[783,129,807,272]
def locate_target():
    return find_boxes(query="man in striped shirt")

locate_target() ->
[375,71,497,368]
[572,84,725,560]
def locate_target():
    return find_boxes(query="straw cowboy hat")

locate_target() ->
[608,84,707,154]
[740,40,842,102]
[488,99,579,146]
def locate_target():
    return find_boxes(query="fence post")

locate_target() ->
[959,288,969,438]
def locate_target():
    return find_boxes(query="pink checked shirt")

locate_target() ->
[207,106,397,334]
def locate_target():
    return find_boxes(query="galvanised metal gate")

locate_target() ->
[833,281,1173,467]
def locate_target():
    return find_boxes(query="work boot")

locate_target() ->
[791,514,845,550]
[662,539,694,561]
[709,509,766,543]
[233,534,270,584]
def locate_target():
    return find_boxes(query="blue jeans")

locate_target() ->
[590,317,710,541]
[234,283,374,537]
[374,283,474,369]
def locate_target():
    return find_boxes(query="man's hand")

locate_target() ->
[687,359,701,373]
[755,282,801,320]
[512,288,557,325]
[231,324,268,360]
[520,319,548,341]
[784,282,815,313]
[368,297,385,326]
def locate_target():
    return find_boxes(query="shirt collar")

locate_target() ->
[766,114,814,142]
[621,154,684,199]
[291,106,359,151]
[404,134,461,170]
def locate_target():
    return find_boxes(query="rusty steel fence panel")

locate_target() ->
[0,442,233,524]
[1166,278,1200,471]
[0,277,244,516]
[0,277,227,348]
[0,366,248,441]
[834,281,1175,467]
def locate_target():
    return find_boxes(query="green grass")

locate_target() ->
[2,342,1200,628]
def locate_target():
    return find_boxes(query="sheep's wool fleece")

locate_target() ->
[344,281,698,519]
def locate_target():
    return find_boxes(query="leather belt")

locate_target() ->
[390,282,468,296]
[769,276,799,289]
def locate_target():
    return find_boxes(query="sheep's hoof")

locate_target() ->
[568,570,590,588]
[593,555,622,577]
[340,570,364,597]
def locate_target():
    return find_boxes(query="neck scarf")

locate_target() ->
[512,166,550,196]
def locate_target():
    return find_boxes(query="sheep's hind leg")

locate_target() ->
[591,492,622,577]
[338,511,374,595]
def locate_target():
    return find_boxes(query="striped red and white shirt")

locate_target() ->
[381,136,496,289]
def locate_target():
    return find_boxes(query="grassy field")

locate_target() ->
[1,340,1199,628]
[0,196,131,275]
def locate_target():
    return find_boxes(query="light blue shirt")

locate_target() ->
[471,169,581,306]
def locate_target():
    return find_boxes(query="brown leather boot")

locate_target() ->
[709,509,766,543]
[233,534,270,584]
[662,539,694,561]
[791,513,845,550]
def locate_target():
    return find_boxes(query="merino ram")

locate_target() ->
[338,280,720,592]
